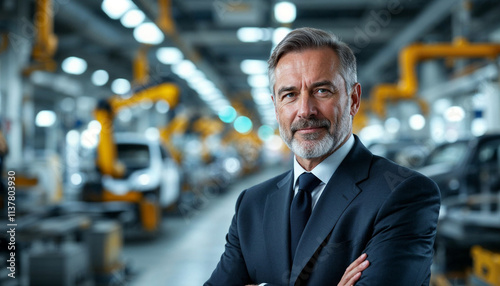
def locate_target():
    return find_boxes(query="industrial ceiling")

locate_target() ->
[3,0,500,127]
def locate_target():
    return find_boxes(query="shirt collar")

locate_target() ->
[293,134,355,188]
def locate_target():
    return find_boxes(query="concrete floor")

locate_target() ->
[122,165,288,286]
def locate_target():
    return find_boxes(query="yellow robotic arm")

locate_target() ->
[95,83,180,178]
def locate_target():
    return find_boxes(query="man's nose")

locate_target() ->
[297,94,318,118]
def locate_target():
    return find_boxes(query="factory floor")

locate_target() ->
[122,164,288,286]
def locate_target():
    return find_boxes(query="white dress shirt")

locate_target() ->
[292,134,355,210]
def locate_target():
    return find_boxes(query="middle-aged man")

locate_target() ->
[205,27,441,286]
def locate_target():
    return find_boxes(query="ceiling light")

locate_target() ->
[252,88,272,105]
[237,27,264,42]
[145,127,159,141]
[471,118,487,136]
[111,78,131,95]
[273,27,291,46]
[248,74,269,88]
[156,47,184,65]
[35,110,57,127]
[61,56,87,75]
[218,106,237,123]
[134,22,164,45]
[172,60,197,78]
[274,2,297,24]
[409,114,426,130]
[444,106,465,122]
[234,116,253,134]
[120,9,145,28]
[258,125,275,141]
[199,91,223,102]
[102,0,134,20]
[91,69,109,86]
[241,60,268,75]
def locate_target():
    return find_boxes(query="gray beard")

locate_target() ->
[278,118,336,159]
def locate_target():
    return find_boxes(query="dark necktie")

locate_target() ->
[290,172,322,260]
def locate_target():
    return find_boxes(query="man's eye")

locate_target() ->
[282,93,295,99]
[317,89,329,94]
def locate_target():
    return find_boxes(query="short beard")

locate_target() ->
[279,118,336,159]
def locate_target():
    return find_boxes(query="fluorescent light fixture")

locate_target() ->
[61,56,87,75]
[120,9,145,28]
[134,22,164,45]
[252,88,272,105]
[248,74,269,88]
[194,79,216,93]
[156,47,184,65]
[199,91,222,102]
[66,130,80,146]
[234,116,253,134]
[91,69,109,86]
[218,106,237,123]
[409,114,426,130]
[88,120,102,133]
[70,173,83,186]
[35,110,57,127]
[444,106,465,122]
[210,99,231,112]
[81,129,99,149]
[237,27,264,42]
[274,2,297,24]
[145,127,160,141]
[186,71,207,88]
[111,78,131,94]
[273,27,291,46]
[102,0,134,20]
[471,118,487,136]
[241,60,268,75]
[172,60,197,78]
[258,125,275,141]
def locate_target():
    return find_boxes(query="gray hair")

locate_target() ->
[268,27,357,96]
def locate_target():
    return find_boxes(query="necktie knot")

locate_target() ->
[298,172,321,194]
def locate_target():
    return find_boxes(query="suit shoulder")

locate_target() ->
[244,169,291,195]
[369,155,439,192]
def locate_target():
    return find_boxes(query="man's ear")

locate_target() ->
[350,83,362,116]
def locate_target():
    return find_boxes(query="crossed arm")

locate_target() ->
[246,254,370,286]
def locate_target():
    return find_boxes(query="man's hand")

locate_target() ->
[338,253,370,286]
[246,254,369,286]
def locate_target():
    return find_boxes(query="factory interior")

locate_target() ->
[1,0,500,285]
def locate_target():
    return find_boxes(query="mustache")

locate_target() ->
[291,118,330,133]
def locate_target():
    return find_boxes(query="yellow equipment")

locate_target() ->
[471,246,500,286]
[23,0,58,75]
[89,83,180,232]
[370,37,500,118]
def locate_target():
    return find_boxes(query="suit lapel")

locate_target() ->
[264,170,294,282]
[289,136,373,284]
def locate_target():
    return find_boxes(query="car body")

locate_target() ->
[417,134,500,200]
[102,132,182,208]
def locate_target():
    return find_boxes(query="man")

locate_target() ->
[205,27,440,286]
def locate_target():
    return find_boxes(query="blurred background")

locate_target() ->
[0,0,500,285]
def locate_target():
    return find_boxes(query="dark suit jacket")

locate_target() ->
[205,136,440,286]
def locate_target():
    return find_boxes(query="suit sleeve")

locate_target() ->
[204,190,253,286]
[356,174,441,286]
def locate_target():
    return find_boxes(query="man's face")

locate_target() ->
[272,47,359,162]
